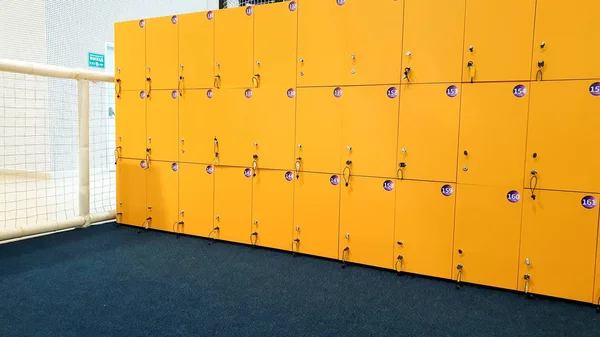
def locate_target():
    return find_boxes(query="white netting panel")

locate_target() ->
[225,0,289,8]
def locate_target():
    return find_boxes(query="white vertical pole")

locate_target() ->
[78,79,91,227]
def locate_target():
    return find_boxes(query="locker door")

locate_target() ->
[147,90,179,162]
[146,161,179,233]
[462,0,536,82]
[339,177,395,269]
[116,90,146,159]
[179,89,218,164]
[295,87,343,174]
[344,0,403,85]
[179,163,214,237]
[297,0,346,87]
[116,158,147,227]
[531,1,600,81]
[595,239,600,306]
[518,190,599,302]
[214,166,252,244]
[341,86,399,178]
[395,181,455,279]
[398,84,460,182]
[115,19,145,91]
[251,88,295,170]
[525,81,600,193]
[214,89,253,167]
[457,83,529,187]
[146,16,179,90]
[215,6,254,89]
[178,11,215,90]
[293,172,340,260]
[453,185,522,290]
[252,170,294,250]
[253,1,297,89]
[402,0,466,83]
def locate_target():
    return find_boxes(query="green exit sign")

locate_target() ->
[88,53,105,69]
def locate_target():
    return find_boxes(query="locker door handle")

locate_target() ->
[178,75,184,97]
[343,161,352,187]
[146,77,152,97]
[252,74,261,88]
[252,154,259,177]
[214,75,221,89]
[395,255,404,274]
[403,66,411,82]
[467,61,475,83]
[295,157,302,179]
[115,78,122,98]
[114,146,122,165]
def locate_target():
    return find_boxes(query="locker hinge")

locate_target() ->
[455,264,463,288]
[341,247,350,269]
[292,238,300,257]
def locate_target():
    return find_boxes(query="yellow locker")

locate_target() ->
[116,158,147,227]
[178,11,215,90]
[252,170,294,250]
[462,0,536,82]
[398,84,460,182]
[179,89,218,164]
[250,88,295,171]
[453,185,522,290]
[595,239,600,306]
[146,161,179,233]
[532,1,600,81]
[116,90,146,160]
[253,1,297,89]
[339,177,395,269]
[525,81,600,193]
[179,163,214,237]
[293,172,340,260]
[518,190,599,303]
[214,6,254,89]
[402,0,466,83]
[395,181,455,279]
[295,87,343,174]
[214,89,253,167]
[341,86,399,178]
[114,19,145,91]
[147,90,179,162]
[213,166,252,244]
[344,0,403,85]
[457,83,529,187]
[145,16,179,90]
[297,0,345,87]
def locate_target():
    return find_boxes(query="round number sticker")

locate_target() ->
[337,0,346,5]
[171,15,178,24]
[383,180,395,192]
[171,163,178,171]
[582,196,597,209]
[387,87,398,99]
[206,165,214,175]
[139,91,146,99]
[171,90,178,99]
[140,160,147,169]
[245,89,253,98]
[446,85,459,98]
[244,168,252,178]
[330,175,340,186]
[246,6,253,16]
[289,1,297,11]
[287,88,296,98]
[333,87,343,98]
[139,20,145,28]
[207,89,213,98]
[507,190,521,203]
[441,185,454,197]
[207,11,214,20]
[285,171,294,181]
[590,82,600,97]
[513,85,527,98]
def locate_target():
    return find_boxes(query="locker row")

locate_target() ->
[116,80,600,194]
[116,159,600,304]
[114,0,600,91]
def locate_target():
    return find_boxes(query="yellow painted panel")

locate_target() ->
[340,176,395,269]
[532,1,600,80]
[116,158,146,227]
[293,172,340,260]
[295,87,343,174]
[297,0,346,86]
[116,90,146,160]
[179,89,219,164]
[398,83,460,182]
[595,236,600,306]
[254,2,297,89]
[395,181,455,279]
[453,184,522,290]
[146,16,179,90]
[402,0,466,83]
[178,11,215,90]
[179,163,214,237]
[146,90,179,162]
[215,6,254,89]
[525,81,600,193]
[463,0,536,82]
[519,190,599,303]
[213,166,252,244]
[252,169,294,250]
[114,19,145,91]
[457,83,529,187]
[214,89,253,167]
[146,161,179,233]
[341,86,399,178]
[345,0,403,85]
[251,88,295,170]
